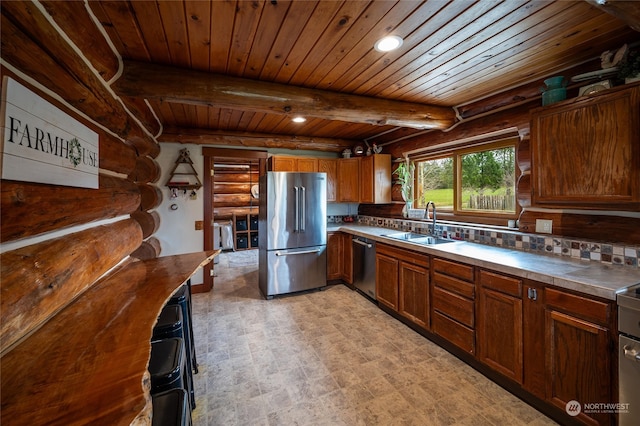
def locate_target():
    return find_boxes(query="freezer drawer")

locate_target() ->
[259,245,327,298]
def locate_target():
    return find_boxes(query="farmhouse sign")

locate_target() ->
[1,77,99,189]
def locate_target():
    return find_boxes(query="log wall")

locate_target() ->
[0,1,163,361]
[213,162,261,220]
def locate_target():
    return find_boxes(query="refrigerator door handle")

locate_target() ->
[294,186,300,232]
[275,248,322,256]
[300,186,306,232]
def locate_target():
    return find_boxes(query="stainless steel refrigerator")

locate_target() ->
[258,172,327,299]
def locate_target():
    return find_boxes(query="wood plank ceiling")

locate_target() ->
[90,0,640,150]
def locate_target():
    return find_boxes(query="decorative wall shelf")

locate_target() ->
[166,149,202,191]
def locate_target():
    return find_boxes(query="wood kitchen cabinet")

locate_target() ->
[360,154,391,204]
[318,159,337,202]
[297,157,318,172]
[531,84,640,209]
[522,280,546,399]
[269,155,318,172]
[477,270,523,384]
[269,156,297,171]
[337,158,360,202]
[375,244,400,310]
[399,252,430,329]
[341,232,353,285]
[376,243,429,328]
[326,231,343,281]
[431,257,475,354]
[544,287,614,426]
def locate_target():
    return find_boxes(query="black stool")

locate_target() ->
[153,305,195,409]
[149,338,188,400]
[153,305,184,340]
[152,388,192,426]
[169,283,198,374]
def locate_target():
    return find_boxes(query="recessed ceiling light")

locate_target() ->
[374,35,403,52]
[292,116,306,123]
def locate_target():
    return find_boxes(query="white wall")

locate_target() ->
[155,143,205,284]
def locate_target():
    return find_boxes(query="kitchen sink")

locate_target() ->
[383,232,455,245]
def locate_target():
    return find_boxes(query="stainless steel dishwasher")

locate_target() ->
[352,236,376,301]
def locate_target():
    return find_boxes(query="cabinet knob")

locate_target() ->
[527,287,538,301]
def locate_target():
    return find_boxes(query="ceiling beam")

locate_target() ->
[158,127,354,152]
[113,60,457,131]
[585,0,640,32]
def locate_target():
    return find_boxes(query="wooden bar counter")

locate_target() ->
[1,251,218,426]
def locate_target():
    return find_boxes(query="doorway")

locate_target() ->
[200,148,267,292]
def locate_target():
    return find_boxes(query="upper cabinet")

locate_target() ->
[269,156,317,172]
[269,155,392,204]
[318,159,337,202]
[530,84,640,209]
[360,154,391,204]
[337,158,360,202]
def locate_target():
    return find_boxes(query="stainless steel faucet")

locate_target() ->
[424,201,436,235]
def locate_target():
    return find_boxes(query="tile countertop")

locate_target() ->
[329,224,640,301]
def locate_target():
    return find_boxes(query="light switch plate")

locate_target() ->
[535,219,553,234]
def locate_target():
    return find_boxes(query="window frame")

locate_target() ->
[412,139,520,224]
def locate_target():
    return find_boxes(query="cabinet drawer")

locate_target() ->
[432,286,474,328]
[432,311,475,354]
[479,270,522,297]
[433,258,474,282]
[377,244,429,268]
[545,287,611,326]
[433,271,475,299]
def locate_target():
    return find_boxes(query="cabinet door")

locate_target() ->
[337,158,360,202]
[399,261,429,329]
[545,310,611,426]
[477,287,523,384]
[523,281,545,399]
[271,156,297,171]
[318,159,337,202]
[360,155,391,204]
[326,232,343,281]
[360,155,374,203]
[375,253,398,311]
[297,158,318,172]
[531,86,640,208]
[341,233,353,285]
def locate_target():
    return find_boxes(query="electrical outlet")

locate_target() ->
[535,219,553,234]
[195,220,203,230]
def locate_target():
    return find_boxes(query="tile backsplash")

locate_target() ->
[357,215,640,269]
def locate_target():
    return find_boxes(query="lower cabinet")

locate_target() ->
[544,288,613,426]
[363,236,616,426]
[399,259,429,329]
[376,244,429,328]
[341,233,353,285]
[477,270,524,384]
[326,232,343,281]
[375,247,399,310]
[327,232,353,285]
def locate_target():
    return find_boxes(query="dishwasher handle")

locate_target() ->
[352,238,373,249]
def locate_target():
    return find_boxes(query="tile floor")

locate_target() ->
[191,250,558,425]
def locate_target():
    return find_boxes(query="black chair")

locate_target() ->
[151,388,192,426]
[153,304,196,409]
[149,338,190,409]
[169,283,198,374]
